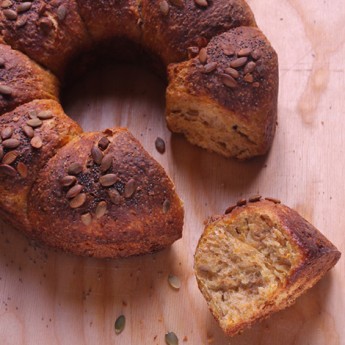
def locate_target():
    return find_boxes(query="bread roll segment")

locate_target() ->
[28,128,184,258]
[194,199,341,336]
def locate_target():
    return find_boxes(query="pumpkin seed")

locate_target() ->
[37,110,53,120]
[230,57,248,68]
[114,315,125,335]
[100,153,112,172]
[95,201,107,219]
[17,2,32,13]
[91,145,103,165]
[238,47,252,57]
[202,62,217,73]
[1,127,13,140]
[220,73,238,88]
[81,213,92,226]
[243,73,254,83]
[159,0,169,15]
[30,136,43,149]
[2,150,18,165]
[2,138,20,149]
[66,184,83,199]
[168,274,181,290]
[244,61,256,74]
[22,125,34,138]
[57,4,67,21]
[124,179,136,198]
[3,9,17,20]
[194,0,207,7]
[265,197,281,204]
[69,193,86,208]
[165,331,178,345]
[0,164,17,176]
[17,162,28,178]
[26,118,42,128]
[108,189,121,205]
[224,67,239,79]
[100,174,117,187]
[251,49,261,60]
[60,175,77,187]
[0,85,13,95]
[68,162,83,175]
[249,195,262,202]
[0,1,12,9]
[236,198,247,206]
[198,48,207,64]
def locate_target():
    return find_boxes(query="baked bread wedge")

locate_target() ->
[194,198,341,336]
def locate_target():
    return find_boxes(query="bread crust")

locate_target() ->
[141,0,256,65]
[0,44,59,115]
[195,199,341,336]
[28,128,184,258]
[0,99,82,232]
[0,0,90,75]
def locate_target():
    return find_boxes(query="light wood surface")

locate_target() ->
[0,1,344,344]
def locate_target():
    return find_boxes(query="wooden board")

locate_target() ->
[0,0,344,343]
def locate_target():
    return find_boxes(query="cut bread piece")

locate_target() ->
[166,27,278,159]
[194,198,341,336]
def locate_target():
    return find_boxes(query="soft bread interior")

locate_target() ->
[194,211,302,333]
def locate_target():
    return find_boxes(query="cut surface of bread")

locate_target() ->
[194,199,341,336]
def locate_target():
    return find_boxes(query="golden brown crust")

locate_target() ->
[0,0,90,75]
[76,0,142,43]
[166,26,278,158]
[0,44,59,115]
[141,0,257,65]
[0,99,82,232]
[195,199,341,336]
[28,128,184,258]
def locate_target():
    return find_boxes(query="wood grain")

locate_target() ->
[0,0,344,343]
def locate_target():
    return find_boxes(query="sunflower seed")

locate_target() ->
[66,184,83,199]
[1,1,12,9]
[60,175,77,187]
[98,137,110,150]
[249,195,262,202]
[2,150,18,165]
[0,85,13,95]
[244,61,256,74]
[163,199,171,213]
[68,162,83,175]
[3,9,17,20]
[57,4,67,20]
[202,62,217,73]
[100,174,117,187]
[198,48,207,64]
[0,147,3,160]
[165,332,178,345]
[1,127,13,140]
[37,110,53,120]
[81,213,92,226]
[114,315,125,335]
[91,145,103,165]
[22,125,34,138]
[2,138,20,149]
[237,198,247,206]
[100,154,112,172]
[17,162,28,178]
[17,2,32,13]
[108,189,121,205]
[69,193,86,209]
[155,137,166,154]
[224,67,239,79]
[220,73,238,88]
[168,274,181,290]
[194,0,207,7]
[124,178,136,198]
[238,47,252,57]
[0,164,17,176]
[243,73,254,83]
[230,57,247,68]
[95,201,107,219]
[26,118,42,128]
[30,136,42,149]
[159,0,169,15]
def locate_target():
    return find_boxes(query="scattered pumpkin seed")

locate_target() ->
[81,213,92,226]
[108,189,121,205]
[222,45,235,56]
[3,8,17,20]
[159,0,169,15]
[1,127,13,140]
[0,85,13,95]
[68,162,83,175]
[30,136,43,149]
[202,62,217,73]
[26,118,42,128]
[155,137,166,154]
[2,150,18,165]
[114,315,125,335]
[100,174,117,187]
[265,197,281,204]
[168,274,181,290]
[194,0,208,7]
[60,175,77,187]
[124,178,136,198]
[66,184,83,199]
[165,331,179,345]
[236,198,247,206]
[17,2,32,13]
[0,164,17,176]
[2,138,20,149]
[198,48,207,64]
[69,193,86,208]
[22,125,34,138]
[57,4,67,21]
[243,73,254,83]
[91,145,103,165]
[95,201,107,219]
[251,49,261,60]
[37,110,53,120]
[230,57,248,68]
[238,47,252,57]
[0,1,12,9]
[244,61,256,74]
[224,67,239,79]
[17,162,28,178]
[100,153,112,172]
[220,73,238,88]
[248,195,262,202]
